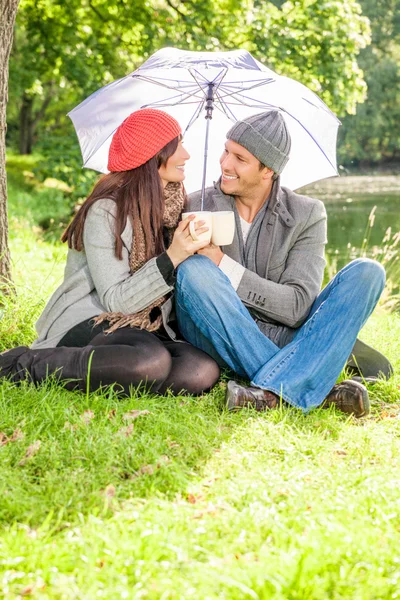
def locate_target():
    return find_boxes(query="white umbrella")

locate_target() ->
[68,47,340,195]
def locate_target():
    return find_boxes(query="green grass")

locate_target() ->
[1,164,400,598]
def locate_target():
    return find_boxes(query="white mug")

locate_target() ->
[211,211,235,246]
[181,210,235,246]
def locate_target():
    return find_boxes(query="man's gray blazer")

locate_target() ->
[187,179,327,348]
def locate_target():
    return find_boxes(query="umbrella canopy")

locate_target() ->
[68,47,340,192]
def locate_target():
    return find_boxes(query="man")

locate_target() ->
[174,111,392,417]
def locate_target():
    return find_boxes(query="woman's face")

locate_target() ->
[158,140,190,188]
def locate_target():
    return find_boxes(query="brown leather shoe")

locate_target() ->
[322,379,370,418]
[226,380,279,412]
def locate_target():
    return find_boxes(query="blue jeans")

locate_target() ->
[175,255,385,411]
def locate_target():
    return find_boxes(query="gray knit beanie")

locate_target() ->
[226,111,291,174]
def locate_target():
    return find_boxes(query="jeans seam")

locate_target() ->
[258,346,298,384]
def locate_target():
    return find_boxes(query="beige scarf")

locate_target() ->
[94,181,185,334]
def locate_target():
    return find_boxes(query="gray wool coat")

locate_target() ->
[187,179,327,347]
[31,199,176,349]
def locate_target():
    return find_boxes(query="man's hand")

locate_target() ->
[197,243,224,266]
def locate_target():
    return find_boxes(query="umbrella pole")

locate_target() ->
[201,83,215,210]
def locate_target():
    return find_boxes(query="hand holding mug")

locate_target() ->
[167,215,210,268]
[182,211,235,246]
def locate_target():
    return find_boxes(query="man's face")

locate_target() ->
[219,139,271,197]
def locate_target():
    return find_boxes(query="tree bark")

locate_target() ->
[0,0,20,288]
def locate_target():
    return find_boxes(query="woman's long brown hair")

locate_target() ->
[61,136,180,260]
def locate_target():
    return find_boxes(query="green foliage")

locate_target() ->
[6,152,75,236]
[249,0,370,115]
[339,0,400,165]
[6,0,371,198]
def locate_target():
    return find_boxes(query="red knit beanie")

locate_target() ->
[107,109,182,172]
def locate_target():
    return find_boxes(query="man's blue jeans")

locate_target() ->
[175,255,385,411]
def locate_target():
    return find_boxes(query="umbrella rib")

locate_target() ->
[184,101,206,132]
[212,79,275,101]
[214,89,238,122]
[132,75,207,102]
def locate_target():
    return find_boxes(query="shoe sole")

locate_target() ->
[226,380,240,411]
[353,382,370,418]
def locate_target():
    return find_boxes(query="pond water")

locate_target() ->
[302,177,400,273]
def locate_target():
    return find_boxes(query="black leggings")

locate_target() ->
[57,319,220,396]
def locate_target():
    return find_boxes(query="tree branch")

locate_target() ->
[32,84,54,127]
[88,0,107,23]
[165,0,188,22]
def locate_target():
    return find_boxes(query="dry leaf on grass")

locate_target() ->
[334,449,348,456]
[107,409,117,420]
[118,423,134,437]
[81,410,95,424]
[19,440,41,466]
[64,421,78,431]
[187,492,206,505]
[0,428,24,445]
[139,464,154,475]
[132,455,170,478]
[156,455,170,468]
[167,440,180,448]
[122,409,151,421]
[379,408,400,419]
[20,584,35,596]
[105,484,115,498]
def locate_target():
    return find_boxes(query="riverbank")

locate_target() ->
[301,174,400,198]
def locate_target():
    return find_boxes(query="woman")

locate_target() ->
[0,109,220,395]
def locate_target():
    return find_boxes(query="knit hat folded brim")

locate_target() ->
[226,111,291,174]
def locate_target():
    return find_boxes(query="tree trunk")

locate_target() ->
[0,0,20,289]
[19,93,33,154]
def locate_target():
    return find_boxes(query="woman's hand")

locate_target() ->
[166,215,210,268]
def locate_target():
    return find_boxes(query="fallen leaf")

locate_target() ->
[20,585,35,596]
[187,493,197,504]
[123,409,151,421]
[0,428,24,445]
[64,421,78,431]
[19,440,41,466]
[107,409,117,420]
[10,428,24,442]
[156,455,170,468]
[81,410,95,424]
[380,409,399,420]
[118,423,134,437]
[139,464,154,475]
[167,440,180,448]
[105,485,115,498]
[334,449,348,456]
